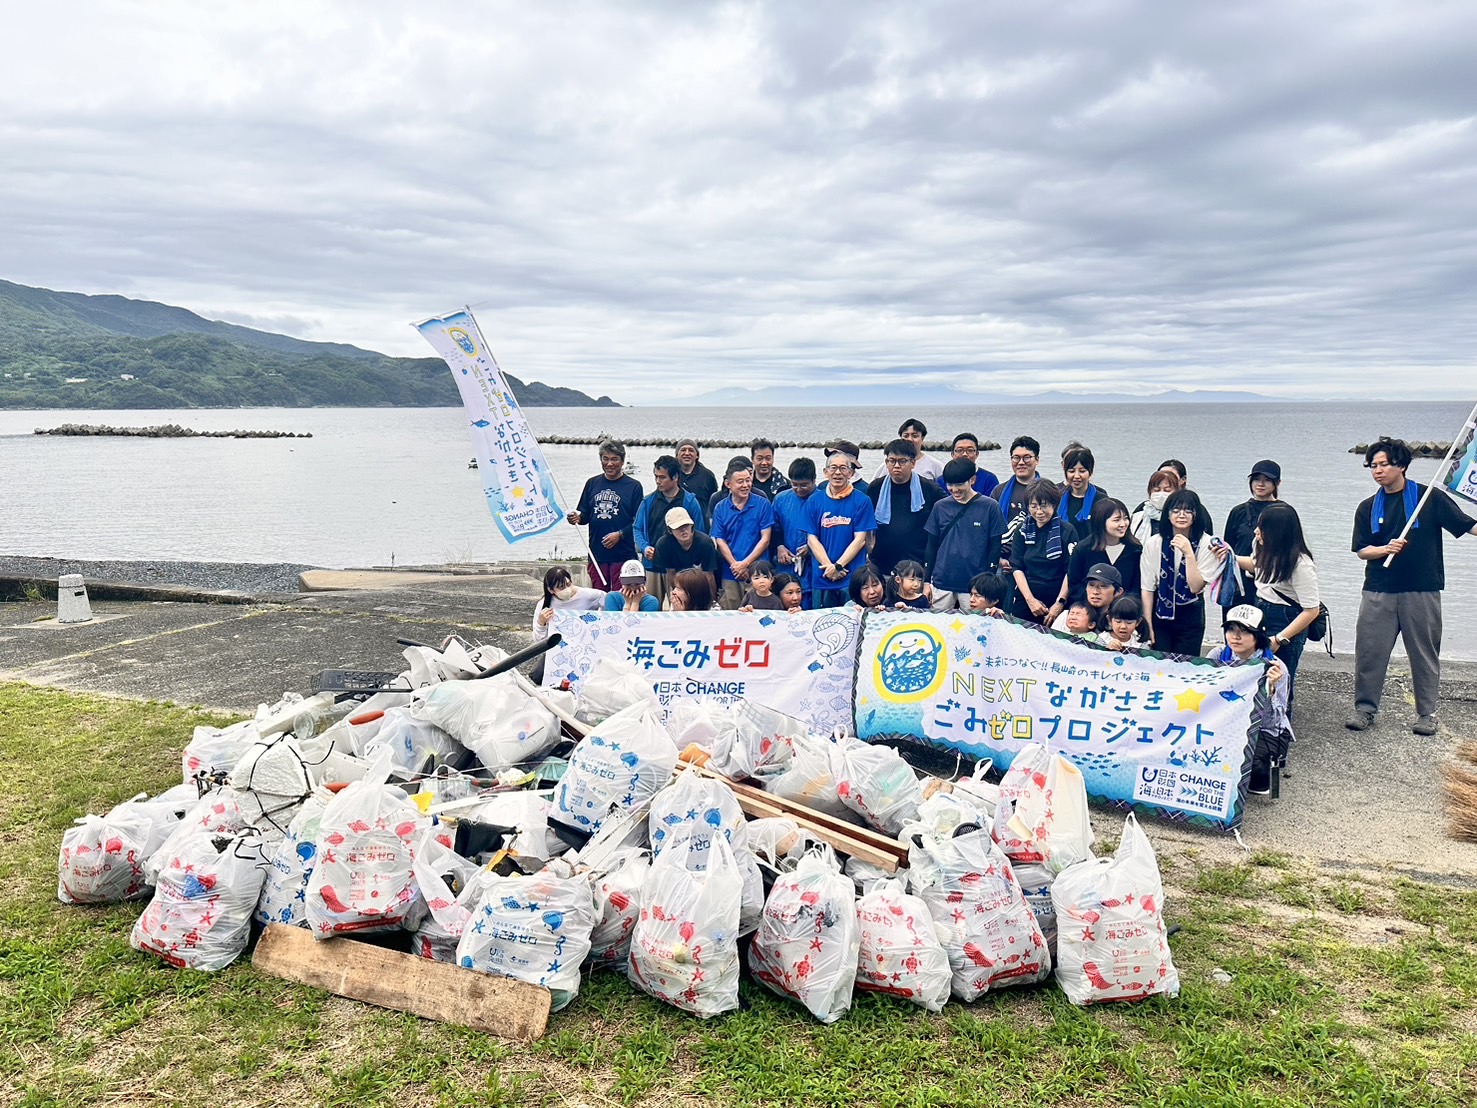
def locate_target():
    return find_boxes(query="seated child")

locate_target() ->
[891,560,930,610]
[739,560,785,611]
[772,572,804,613]
[1052,597,1097,637]
[967,570,1011,616]
[1211,603,1291,797]
[1096,595,1147,651]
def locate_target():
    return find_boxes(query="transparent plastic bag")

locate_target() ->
[574,657,661,725]
[589,848,650,969]
[130,830,268,971]
[663,699,737,753]
[356,706,468,775]
[1004,746,1094,874]
[1052,813,1179,1005]
[254,786,334,927]
[855,877,951,1012]
[993,743,1052,864]
[555,701,677,832]
[648,768,748,855]
[456,862,598,1011]
[58,807,155,904]
[836,741,923,836]
[628,828,743,1018]
[410,677,556,772]
[909,827,1050,1001]
[766,732,858,822]
[144,786,255,887]
[707,700,796,782]
[749,846,861,1023]
[182,720,259,782]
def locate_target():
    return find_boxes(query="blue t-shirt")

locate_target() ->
[710,495,775,582]
[771,489,819,590]
[805,487,877,592]
[602,592,660,612]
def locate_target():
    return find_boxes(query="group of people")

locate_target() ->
[544,420,1476,794]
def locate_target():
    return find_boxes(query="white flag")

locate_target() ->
[1439,403,1477,508]
[415,308,564,542]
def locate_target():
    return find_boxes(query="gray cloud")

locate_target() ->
[2,0,1475,400]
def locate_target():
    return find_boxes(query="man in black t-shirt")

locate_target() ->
[567,441,643,591]
[1347,439,1477,735]
[865,437,944,575]
[656,507,720,600]
[674,438,719,527]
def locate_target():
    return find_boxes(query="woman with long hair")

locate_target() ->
[1010,480,1078,625]
[1130,467,1183,544]
[667,567,716,612]
[1067,496,1142,598]
[1235,501,1320,697]
[1140,489,1225,655]
[532,566,604,641]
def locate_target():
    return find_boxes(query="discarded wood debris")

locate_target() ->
[252,923,552,1043]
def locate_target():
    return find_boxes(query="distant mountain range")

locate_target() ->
[667,384,1284,407]
[0,279,618,409]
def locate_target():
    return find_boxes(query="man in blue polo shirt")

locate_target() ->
[807,442,876,608]
[711,458,775,609]
[771,456,819,609]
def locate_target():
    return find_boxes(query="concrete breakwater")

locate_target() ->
[35,423,312,439]
[539,435,1002,451]
[1348,441,1455,457]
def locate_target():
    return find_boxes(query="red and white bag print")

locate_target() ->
[992,743,1052,864]
[748,846,860,1023]
[589,849,650,970]
[130,830,267,972]
[1051,813,1180,1005]
[627,827,742,1018]
[304,763,429,938]
[909,827,1050,1001]
[854,877,951,1013]
[57,810,154,904]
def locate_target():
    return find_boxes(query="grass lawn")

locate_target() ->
[3,679,1477,1107]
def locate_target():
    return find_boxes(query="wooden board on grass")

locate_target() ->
[252,924,552,1042]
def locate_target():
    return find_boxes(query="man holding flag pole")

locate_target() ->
[1347,405,1477,736]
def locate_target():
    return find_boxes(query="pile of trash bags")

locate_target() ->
[59,647,1179,1016]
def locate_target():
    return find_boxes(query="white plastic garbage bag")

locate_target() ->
[408,827,483,962]
[1014,862,1058,959]
[555,701,677,832]
[993,743,1052,865]
[305,763,428,938]
[144,786,255,887]
[836,741,924,836]
[706,700,796,782]
[1052,813,1179,1005]
[456,862,598,1011]
[663,699,737,753]
[411,677,557,771]
[766,732,858,821]
[182,720,259,782]
[628,828,743,1018]
[658,820,764,936]
[910,828,1050,1001]
[574,657,662,726]
[589,848,650,970]
[254,786,334,927]
[355,706,467,775]
[130,829,268,971]
[58,807,155,904]
[1005,747,1094,875]
[648,768,748,855]
[746,818,804,868]
[749,847,861,1023]
[855,877,952,1012]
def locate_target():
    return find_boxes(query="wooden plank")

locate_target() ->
[252,924,552,1043]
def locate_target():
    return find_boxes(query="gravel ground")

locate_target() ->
[0,555,319,595]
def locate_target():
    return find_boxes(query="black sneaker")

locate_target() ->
[1345,710,1375,731]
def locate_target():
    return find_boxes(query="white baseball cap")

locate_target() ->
[1221,604,1264,630]
[619,559,646,583]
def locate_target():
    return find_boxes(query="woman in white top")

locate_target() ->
[1140,489,1226,656]
[1130,467,1184,545]
[532,566,604,642]
[1233,501,1320,700]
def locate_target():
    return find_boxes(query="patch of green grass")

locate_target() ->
[5,679,1477,1107]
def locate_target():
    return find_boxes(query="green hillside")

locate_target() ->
[0,279,619,409]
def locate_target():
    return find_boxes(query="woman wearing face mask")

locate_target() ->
[1130,467,1184,544]
[533,566,604,642]
[1067,496,1142,599]
[667,568,716,613]
[1140,489,1226,655]
[1010,481,1078,625]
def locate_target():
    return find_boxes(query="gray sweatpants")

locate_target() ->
[1354,590,1443,717]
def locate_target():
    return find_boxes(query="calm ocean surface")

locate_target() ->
[3,401,1475,656]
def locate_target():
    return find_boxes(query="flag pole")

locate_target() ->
[460,308,607,588]
[1382,400,1477,567]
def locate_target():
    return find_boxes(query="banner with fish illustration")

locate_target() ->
[1439,402,1477,507]
[853,610,1264,829]
[545,608,861,734]
[414,308,564,542]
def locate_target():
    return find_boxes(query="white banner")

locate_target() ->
[853,610,1264,829]
[1440,405,1477,507]
[414,308,564,542]
[544,608,861,734]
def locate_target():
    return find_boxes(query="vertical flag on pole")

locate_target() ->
[414,308,565,543]
[1440,402,1477,507]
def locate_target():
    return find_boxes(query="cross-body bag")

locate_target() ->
[1270,585,1332,651]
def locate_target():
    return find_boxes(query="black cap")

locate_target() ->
[1249,459,1281,481]
[1084,563,1122,588]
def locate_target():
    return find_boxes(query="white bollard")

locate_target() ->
[57,574,93,624]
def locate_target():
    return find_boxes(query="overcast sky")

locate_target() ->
[3,1,1475,402]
